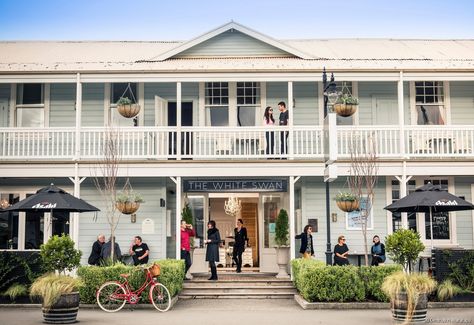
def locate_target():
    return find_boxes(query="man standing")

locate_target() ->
[130,236,149,265]
[180,220,196,279]
[278,101,289,156]
[88,234,105,265]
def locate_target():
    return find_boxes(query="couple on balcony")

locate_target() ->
[264,101,289,157]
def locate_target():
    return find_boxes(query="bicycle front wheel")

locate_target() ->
[150,283,171,312]
[97,282,127,312]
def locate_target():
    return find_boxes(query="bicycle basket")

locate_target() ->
[149,263,161,277]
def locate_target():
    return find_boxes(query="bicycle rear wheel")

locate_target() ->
[97,282,127,312]
[150,283,171,312]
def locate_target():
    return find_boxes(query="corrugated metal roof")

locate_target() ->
[0,39,473,72]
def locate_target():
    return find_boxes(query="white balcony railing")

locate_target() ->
[0,125,473,161]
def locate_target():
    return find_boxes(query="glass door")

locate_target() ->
[259,194,282,273]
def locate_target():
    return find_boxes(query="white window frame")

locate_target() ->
[202,82,263,127]
[14,83,49,127]
[345,195,374,231]
[0,188,72,251]
[204,82,229,126]
[410,81,451,125]
[386,177,457,246]
[237,82,261,127]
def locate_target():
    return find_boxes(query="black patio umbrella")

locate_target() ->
[4,183,99,213]
[384,182,474,249]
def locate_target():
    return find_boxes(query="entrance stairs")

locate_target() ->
[179,273,297,299]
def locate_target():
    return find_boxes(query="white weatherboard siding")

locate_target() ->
[450,82,474,125]
[358,82,398,125]
[82,84,105,127]
[453,176,474,249]
[78,179,167,265]
[175,30,292,58]
[50,83,75,127]
[293,82,318,126]
[301,177,388,263]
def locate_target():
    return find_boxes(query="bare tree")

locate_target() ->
[92,126,121,262]
[348,133,379,266]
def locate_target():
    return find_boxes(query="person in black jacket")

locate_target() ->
[205,220,221,280]
[88,234,105,265]
[232,219,248,273]
[295,225,314,258]
[371,235,386,266]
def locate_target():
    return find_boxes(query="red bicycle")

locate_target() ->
[96,263,171,312]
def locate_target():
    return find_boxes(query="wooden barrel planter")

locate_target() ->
[336,200,360,213]
[334,103,357,117]
[116,201,140,215]
[117,103,140,118]
[391,292,428,323]
[42,292,79,324]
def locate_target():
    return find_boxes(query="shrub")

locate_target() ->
[4,283,28,300]
[291,258,324,289]
[0,251,43,293]
[30,273,82,309]
[298,264,365,302]
[40,234,82,274]
[437,279,464,301]
[77,259,184,304]
[275,209,289,246]
[358,265,402,301]
[447,250,474,291]
[385,229,424,273]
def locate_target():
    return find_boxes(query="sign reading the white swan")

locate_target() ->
[183,179,287,192]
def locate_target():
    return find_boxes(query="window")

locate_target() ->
[415,82,445,125]
[237,82,260,126]
[16,84,45,127]
[112,83,137,104]
[0,193,20,249]
[263,195,280,248]
[346,196,373,230]
[205,82,229,126]
[424,179,450,240]
[391,180,417,232]
[25,210,44,249]
[110,83,138,127]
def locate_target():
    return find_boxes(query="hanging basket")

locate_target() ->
[116,201,140,215]
[336,200,360,213]
[117,103,141,118]
[334,103,358,117]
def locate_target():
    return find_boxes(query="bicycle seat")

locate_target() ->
[120,273,130,278]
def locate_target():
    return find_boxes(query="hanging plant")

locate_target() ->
[116,96,140,118]
[116,180,144,215]
[333,83,358,117]
[335,192,360,212]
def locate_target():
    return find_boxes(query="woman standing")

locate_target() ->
[263,106,275,155]
[233,219,248,273]
[205,220,221,280]
[371,235,386,266]
[333,235,350,266]
[295,225,314,259]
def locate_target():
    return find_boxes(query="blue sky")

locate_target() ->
[0,0,473,40]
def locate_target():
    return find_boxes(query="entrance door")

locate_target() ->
[372,96,399,125]
[241,202,258,266]
[168,102,193,156]
[259,194,282,273]
[0,99,8,127]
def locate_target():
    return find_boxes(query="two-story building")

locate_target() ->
[1,22,473,272]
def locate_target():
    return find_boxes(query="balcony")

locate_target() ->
[0,125,473,162]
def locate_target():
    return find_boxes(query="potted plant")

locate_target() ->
[383,229,432,323]
[335,192,360,213]
[333,93,359,117]
[116,96,140,118]
[382,271,436,323]
[30,234,82,324]
[116,190,144,215]
[274,209,290,279]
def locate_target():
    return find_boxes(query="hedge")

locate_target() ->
[77,259,184,304]
[291,259,401,302]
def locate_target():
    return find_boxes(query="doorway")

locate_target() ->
[208,195,259,270]
[168,102,193,156]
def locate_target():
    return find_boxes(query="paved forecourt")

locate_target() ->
[1,299,474,325]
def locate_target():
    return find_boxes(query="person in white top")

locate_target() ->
[263,106,275,155]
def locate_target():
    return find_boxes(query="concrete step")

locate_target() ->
[183,281,294,288]
[179,290,297,299]
[183,285,295,290]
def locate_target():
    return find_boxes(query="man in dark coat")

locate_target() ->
[205,220,221,280]
[232,219,248,273]
[88,234,105,265]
